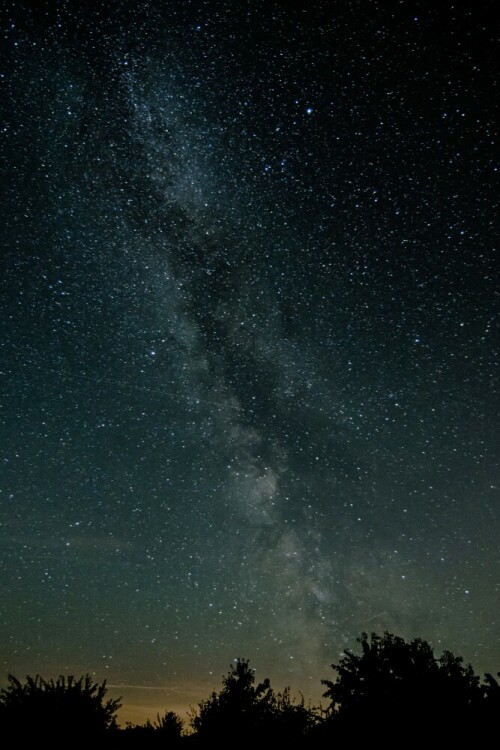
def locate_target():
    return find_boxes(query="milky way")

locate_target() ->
[0,1,498,722]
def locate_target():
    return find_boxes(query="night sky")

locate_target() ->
[1,0,498,725]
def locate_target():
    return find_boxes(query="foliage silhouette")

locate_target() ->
[190,658,275,743]
[154,709,184,737]
[123,709,184,746]
[266,686,319,743]
[321,631,499,739]
[1,634,497,744]
[190,658,318,747]
[0,673,121,739]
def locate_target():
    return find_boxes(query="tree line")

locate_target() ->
[1,632,498,745]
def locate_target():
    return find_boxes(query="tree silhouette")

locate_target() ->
[321,631,499,740]
[123,709,184,746]
[2,635,497,744]
[0,673,121,739]
[267,686,319,743]
[190,658,318,747]
[191,658,275,744]
[153,709,184,738]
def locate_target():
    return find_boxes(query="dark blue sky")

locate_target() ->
[0,0,498,724]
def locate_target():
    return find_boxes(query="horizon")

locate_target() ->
[3,630,498,727]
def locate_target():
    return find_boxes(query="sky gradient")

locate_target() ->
[1,0,498,725]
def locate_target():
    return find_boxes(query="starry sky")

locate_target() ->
[0,0,498,725]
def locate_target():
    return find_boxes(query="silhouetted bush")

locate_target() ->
[2,634,497,745]
[321,631,499,740]
[190,658,275,744]
[266,686,320,743]
[123,709,185,746]
[0,673,121,740]
[188,658,319,747]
